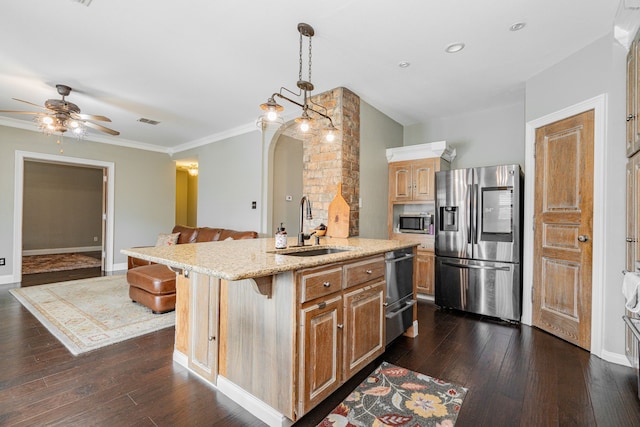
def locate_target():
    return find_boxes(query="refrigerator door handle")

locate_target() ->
[473,183,480,244]
[467,184,472,244]
[442,261,511,272]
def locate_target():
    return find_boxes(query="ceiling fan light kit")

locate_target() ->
[0,83,119,142]
[257,23,338,141]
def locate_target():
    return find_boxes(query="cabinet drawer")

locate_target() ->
[343,256,385,289]
[300,266,343,303]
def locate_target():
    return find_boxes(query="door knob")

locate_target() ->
[578,235,589,242]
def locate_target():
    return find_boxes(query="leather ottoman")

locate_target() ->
[127,264,177,314]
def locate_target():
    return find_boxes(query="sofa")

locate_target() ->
[127,225,258,313]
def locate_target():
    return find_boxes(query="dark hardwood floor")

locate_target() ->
[2,269,640,426]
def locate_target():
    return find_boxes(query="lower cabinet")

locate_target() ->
[416,249,434,295]
[343,281,385,379]
[297,256,386,416]
[300,293,343,413]
[188,272,219,381]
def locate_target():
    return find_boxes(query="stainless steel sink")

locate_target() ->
[282,247,354,257]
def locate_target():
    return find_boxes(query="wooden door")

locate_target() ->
[389,162,412,202]
[342,281,384,379]
[299,294,342,414]
[412,158,435,201]
[533,110,594,350]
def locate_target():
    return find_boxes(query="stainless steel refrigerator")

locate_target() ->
[434,164,524,321]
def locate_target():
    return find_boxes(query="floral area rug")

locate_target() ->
[10,275,175,355]
[22,253,102,274]
[318,361,467,427]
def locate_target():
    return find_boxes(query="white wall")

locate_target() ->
[360,101,404,238]
[177,130,264,233]
[403,100,526,170]
[525,34,627,358]
[0,125,175,283]
[272,135,303,234]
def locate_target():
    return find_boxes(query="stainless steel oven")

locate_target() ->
[385,247,416,345]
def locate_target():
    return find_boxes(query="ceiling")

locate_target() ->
[0,0,630,153]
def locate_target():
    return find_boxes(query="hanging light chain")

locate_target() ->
[308,34,312,85]
[299,30,303,83]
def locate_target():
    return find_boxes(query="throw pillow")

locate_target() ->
[156,232,180,246]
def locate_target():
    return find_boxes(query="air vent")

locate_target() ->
[137,118,161,125]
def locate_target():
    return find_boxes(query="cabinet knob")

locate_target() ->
[337,324,344,329]
[208,336,215,341]
[365,269,373,274]
[628,114,636,122]
[627,238,636,243]
[323,281,331,287]
[577,235,590,243]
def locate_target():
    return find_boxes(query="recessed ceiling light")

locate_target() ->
[509,22,526,31]
[398,61,411,68]
[445,43,465,53]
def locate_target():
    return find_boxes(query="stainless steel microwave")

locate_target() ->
[399,214,432,234]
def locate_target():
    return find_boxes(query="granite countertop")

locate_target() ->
[121,237,420,281]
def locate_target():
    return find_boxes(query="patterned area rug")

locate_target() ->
[22,253,102,274]
[318,362,467,427]
[10,275,175,355]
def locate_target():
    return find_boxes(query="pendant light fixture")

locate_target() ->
[257,23,338,141]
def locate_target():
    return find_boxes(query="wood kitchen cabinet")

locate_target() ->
[297,256,385,415]
[300,293,342,412]
[627,34,640,157]
[626,152,640,367]
[389,158,436,202]
[188,272,219,381]
[416,249,435,295]
[343,280,384,379]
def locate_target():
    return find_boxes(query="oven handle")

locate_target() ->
[385,253,416,264]
[385,299,416,318]
[442,261,511,272]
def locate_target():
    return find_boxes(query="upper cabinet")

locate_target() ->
[627,34,640,157]
[389,158,436,202]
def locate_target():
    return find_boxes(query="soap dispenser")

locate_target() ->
[275,223,288,249]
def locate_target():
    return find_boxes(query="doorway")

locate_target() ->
[522,95,606,357]
[13,151,116,284]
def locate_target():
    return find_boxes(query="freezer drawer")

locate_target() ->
[435,256,522,321]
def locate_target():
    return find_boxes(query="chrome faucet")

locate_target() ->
[298,195,316,246]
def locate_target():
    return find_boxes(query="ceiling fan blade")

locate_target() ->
[83,120,120,136]
[70,112,111,122]
[0,110,46,115]
[12,98,48,110]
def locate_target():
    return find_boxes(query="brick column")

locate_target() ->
[281,87,360,236]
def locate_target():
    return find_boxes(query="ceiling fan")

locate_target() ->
[0,84,119,136]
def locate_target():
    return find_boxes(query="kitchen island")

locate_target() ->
[122,237,419,426]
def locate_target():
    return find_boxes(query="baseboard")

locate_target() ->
[217,375,293,427]
[22,246,102,256]
[108,262,128,272]
[0,274,19,286]
[600,348,632,367]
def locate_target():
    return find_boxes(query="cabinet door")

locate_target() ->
[412,158,435,201]
[343,281,385,379]
[389,162,412,202]
[189,273,219,381]
[416,250,434,295]
[299,294,342,414]
[635,39,640,155]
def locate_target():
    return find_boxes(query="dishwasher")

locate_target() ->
[385,247,416,345]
